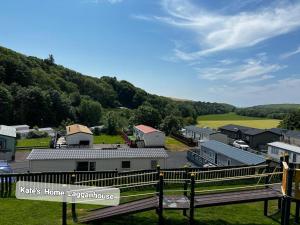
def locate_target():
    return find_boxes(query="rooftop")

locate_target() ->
[268,142,300,154]
[0,125,16,138]
[134,125,161,134]
[66,124,92,135]
[185,125,216,135]
[200,140,265,165]
[27,148,168,160]
[219,124,277,136]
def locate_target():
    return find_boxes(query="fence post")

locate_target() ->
[278,155,285,211]
[158,173,164,225]
[156,165,160,193]
[283,163,294,225]
[190,173,195,225]
[62,184,67,225]
[71,174,77,222]
[183,165,189,217]
[264,158,271,216]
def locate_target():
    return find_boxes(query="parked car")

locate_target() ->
[0,161,13,174]
[233,140,250,150]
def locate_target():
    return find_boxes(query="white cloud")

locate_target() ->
[146,0,300,60]
[197,57,284,82]
[207,77,300,106]
[280,46,300,59]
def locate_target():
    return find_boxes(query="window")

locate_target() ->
[89,162,96,171]
[122,161,131,169]
[76,161,96,171]
[271,147,279,155]
[0,139,6,150]
[77,162,89,171]
[227,160,231,166]
[293,154,297,163]
[151,160,158,170]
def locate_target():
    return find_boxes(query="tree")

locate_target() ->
[280,110,300,130]
[160,115,183,135]
[78,99,102,127]
[0,85,13,124]
[132,104,161,128]
[103,111,123,135]
[45,54,55,65]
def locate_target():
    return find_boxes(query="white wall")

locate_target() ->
[268,146,300,163]
[66,133,93,147]
[143,132,165,147]
[29,158,167,172]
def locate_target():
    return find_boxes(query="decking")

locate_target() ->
[78,187,282,223]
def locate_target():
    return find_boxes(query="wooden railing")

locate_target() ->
[0,164,279,198]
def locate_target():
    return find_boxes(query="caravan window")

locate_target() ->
[0,138,6,150]
[122,161,131,169]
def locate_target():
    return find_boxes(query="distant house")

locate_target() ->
[0,125,17,161]
[184,125,228,144]
[10,124,30,138]
[189,140,265,167]
[133,125,165,147]
[219,124,280,149]
[270,128,300,147]
[38,127,55,137]
[66,124,93,147]
[27,148,168,172]
[268,142,300,164]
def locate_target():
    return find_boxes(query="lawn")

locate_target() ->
[17,137,51,148]
[93,134,124,144]
[197,113,281,129]
[165,136,189,151]
[0,187,290,225]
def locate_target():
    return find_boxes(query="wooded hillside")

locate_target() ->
[0,46,234,132]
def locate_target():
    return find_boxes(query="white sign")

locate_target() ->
[16,181,120,206]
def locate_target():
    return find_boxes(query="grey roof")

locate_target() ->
[185,126,216,135]
[0,125,16,138]
[268,142,300,154]
[219,124,277,136]
[269,128,300,138]
[27,148,168,160]
[200,140,265,165]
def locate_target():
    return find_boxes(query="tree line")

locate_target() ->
[0,46,234,135]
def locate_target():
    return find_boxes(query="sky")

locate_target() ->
[0,0,300,107]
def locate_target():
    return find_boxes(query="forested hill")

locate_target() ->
[236,104,300,120]
[0,46,234,130]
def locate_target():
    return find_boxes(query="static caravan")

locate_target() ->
[133,125,165,147]
[190,140,265,167]
[27,148,168,172]
[66,124,93,147]
[0,125,16,161]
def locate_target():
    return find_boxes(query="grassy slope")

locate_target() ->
[165,136,189,151]
[197,113,281,129]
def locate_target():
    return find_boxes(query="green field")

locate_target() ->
[17,137,51,148]
[198,113,281,129]
[93,134,124,144]
[165,136,189,151]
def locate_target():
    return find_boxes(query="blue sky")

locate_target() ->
[0,0,300,107]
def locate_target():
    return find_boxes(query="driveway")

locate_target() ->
[166,150,198,169]
[10,151,30,173]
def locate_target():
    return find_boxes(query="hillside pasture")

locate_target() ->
[197,113,281,129]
